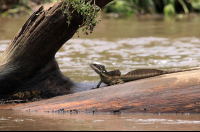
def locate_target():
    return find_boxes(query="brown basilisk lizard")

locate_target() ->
[90,63,200,88]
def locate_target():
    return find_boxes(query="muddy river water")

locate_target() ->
[0,15,200,130]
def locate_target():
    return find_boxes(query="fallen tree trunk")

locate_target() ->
[1,69,200,113]
[0,1,111,99]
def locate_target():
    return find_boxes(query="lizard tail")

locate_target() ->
[163,67,200,74]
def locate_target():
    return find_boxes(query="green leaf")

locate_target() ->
[62,0,101,37]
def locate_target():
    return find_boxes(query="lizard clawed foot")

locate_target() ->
[91,86,98,89]
[117,81,124,85]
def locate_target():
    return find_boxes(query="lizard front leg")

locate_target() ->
[92,80,102,89]
[96,80,103,88]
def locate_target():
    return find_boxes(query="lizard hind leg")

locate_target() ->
[110,79,124,86]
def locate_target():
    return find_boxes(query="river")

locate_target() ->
[0,14,200,130]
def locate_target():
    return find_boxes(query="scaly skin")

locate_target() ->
[90,63,200,88]
[90,64,122,88]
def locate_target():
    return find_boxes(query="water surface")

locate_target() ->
[1,16,200,82]
[1,110,200,131]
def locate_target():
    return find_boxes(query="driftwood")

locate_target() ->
[1,69,200,113]
[0,0,112,99]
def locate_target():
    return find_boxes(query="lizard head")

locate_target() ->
[90,63,107,75]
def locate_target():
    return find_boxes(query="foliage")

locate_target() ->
[187,0,200,11]
[2,0,200,18]
[103,0,133,17]
[163,0,176,17]
[0,0,54,16]
[103,0,200,17]
[61,0,101,37]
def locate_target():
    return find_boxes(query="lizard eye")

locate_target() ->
[102,70,106,73]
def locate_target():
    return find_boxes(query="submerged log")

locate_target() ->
[1,69,200,113]
[0,0,112,99]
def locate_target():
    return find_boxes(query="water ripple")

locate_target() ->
[0,37,200,82]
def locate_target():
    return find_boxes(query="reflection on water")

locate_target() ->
[1,110,200,131]
[1,16,200,130]
[0,17,28,40]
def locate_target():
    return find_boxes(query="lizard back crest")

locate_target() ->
[106,70,121,76]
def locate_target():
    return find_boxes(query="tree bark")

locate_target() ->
[1,70,200,113]
[0,0,112,99]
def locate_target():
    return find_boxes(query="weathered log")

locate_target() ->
[1,69,200,113]
[0,1,112,99]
